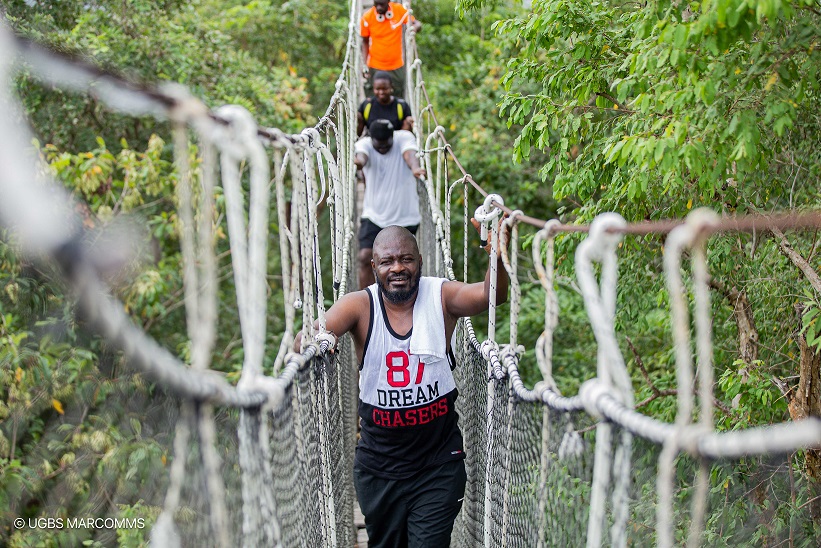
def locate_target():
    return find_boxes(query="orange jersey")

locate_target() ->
[360,2,415,71]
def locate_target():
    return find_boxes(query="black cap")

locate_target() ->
[370,119,395,141]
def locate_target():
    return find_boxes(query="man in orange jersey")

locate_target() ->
[360,0,422,99]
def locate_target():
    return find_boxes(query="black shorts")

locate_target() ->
[358,218,419,250]
[354,459,466,548]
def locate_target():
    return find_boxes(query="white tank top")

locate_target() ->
[356,277,465,479]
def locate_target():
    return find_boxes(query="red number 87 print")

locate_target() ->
[385,351,425,388]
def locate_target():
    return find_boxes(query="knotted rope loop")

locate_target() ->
[578,378,610,421]
[474,193,504,247]
[162,83,209,126]
[212,105,260,161]
[658,207,720,548]
[532,219,562,291]
[213,105,271,384]
[687,208,720,548]
[480,339,499,364]
[500,210,523,347]
[315,331,338,354]
[575,213,632,548]
[499,342,524,382]
[300,127,322,154]
[575,212,629,395]
[533,218,562,389]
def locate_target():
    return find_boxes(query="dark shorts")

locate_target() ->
[358,218,419,250]
[354,459,467,548]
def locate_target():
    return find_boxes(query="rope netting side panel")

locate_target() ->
[0,4,362,544]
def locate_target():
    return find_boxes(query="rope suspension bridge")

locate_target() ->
[2,1,821,545]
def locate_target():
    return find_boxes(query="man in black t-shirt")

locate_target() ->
[357,71,414,137]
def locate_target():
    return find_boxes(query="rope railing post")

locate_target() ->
[688,209,719,548]
[576,213,631,548]
[474,193,504,548]
[500,211,523,350]
[474,193,504,343]
[531,219,560,548]
[273,148,297,374]
[657,215,699,548]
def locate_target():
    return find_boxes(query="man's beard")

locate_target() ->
[376,269,422,304]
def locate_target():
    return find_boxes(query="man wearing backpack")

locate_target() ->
[358,71,414,137]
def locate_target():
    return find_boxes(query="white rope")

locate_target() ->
[9,11,821,547]
[273,148,296,374]
[301,128,328,331]
[657,215,699,548]
[151,403,191,548]
[214,105,271,382]
[533,220,562,389]
[445,176,466,264]
[171,108,231,547]
[688,209,719,548]
[532,219,562,547]
[474,193,504,343]
[658,208,720,548]
[0,25,77,256]
[500,211,524,348]
[575,212,631,548]
[198,404,231,547]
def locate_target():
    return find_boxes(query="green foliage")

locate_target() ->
[2,134,286,545]
[453,0,821,431]
[446,0,821,535]
[799,293,821,353]
[491,0,821,221]
[717,359,789,428]
[3,0,315,152]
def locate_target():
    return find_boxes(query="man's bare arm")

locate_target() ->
[357,112,366,137]
[361,37,370,74]
[442,217,509,319]
[402,148,426,179]
[296,291,368,351]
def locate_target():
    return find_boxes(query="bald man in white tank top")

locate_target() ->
[304,224,508,547]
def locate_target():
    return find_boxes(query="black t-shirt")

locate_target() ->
[358,97,412,131]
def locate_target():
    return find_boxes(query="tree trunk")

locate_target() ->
[788,304,821,523]
[709,278,759,364]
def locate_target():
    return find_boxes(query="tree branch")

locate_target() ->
[709,277,759,363]
[772,226,821,295]
[626,336,731,415]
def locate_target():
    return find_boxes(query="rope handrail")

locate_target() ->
[4,3,821,545]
